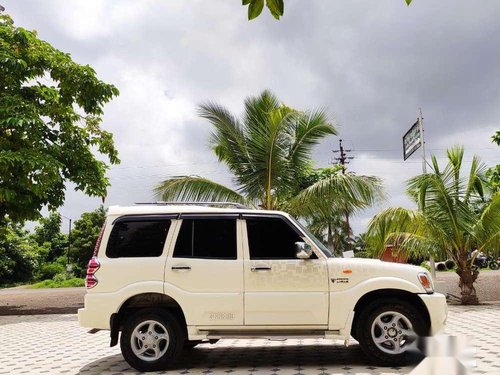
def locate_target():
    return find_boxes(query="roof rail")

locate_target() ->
[134,201,249,209]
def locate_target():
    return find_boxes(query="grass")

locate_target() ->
[28,277,85,289]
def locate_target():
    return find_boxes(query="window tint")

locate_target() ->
[173,219,237,259]
[106,219,171,258]
[247,216,314,259]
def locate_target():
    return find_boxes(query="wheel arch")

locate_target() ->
[350,289,431,338]
[110,293,187,347]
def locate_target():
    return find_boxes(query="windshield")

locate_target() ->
[288,216,333,258]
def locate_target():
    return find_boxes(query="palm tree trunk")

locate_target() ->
[456,251,479,305]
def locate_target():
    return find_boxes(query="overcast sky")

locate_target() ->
[5,0,500,234]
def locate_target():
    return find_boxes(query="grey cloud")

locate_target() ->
[4,0,499,234]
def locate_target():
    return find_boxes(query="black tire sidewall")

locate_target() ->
[356,300,427,366]
[120,309,184,372]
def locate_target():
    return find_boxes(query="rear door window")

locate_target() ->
[173,218,237,259]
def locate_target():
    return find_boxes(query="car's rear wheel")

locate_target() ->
[120,309,184,372]
[356,300,427,365]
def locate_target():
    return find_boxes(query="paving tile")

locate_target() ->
[1,305,499,374]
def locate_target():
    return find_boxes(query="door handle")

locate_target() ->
[251,266,271,272]
[171,265,191,270]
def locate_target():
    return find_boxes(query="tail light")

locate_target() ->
[85,257,100,289]
[86,223,106,289]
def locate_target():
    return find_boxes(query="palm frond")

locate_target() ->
[288,109,336,172]
[198,102,249,174]
[154,176,247,204]
[289,172,384,218]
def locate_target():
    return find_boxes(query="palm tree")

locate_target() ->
[287,167,384,255]
[155,91,384,254]
[366,146,500,305]
[156,91,334,209]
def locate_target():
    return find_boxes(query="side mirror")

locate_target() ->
[295,242,312,260]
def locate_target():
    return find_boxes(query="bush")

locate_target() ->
[28,277,85,289]
[420,261,431,271]
[436,262,447,271]
[355,251,370,258]
[445,259,456,270]
[37,262,65,280]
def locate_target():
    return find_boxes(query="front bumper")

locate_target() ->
[418,292,448,335]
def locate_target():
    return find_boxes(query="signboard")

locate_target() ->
[403,120,421,160]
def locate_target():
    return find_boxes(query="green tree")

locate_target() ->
[32,211,68,261]
[70,206,106,272]
[0,13,119,225]
[0,220,40,285]
[156,90,335,209]
[366,146,500,305]
[290,166,383,256]
[155,91,383,241]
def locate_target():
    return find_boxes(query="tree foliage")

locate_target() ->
[366,146,500,305]
[0,220,40,285]
[156,90,338,210]
[155,91,383,255]
[0,13,119,224]
[70,206,106,272]
[288,166,384,255]
[486,131,500,192]
[32,211,67,261]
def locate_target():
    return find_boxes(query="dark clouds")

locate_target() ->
[4,0,499,233]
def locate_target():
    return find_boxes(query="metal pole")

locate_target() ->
[418,109,436,281]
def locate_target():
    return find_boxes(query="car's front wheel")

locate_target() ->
[120,309,184,372]
[356,300,427,365]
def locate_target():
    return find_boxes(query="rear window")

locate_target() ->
[106,218,171,258]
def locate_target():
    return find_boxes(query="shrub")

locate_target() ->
[28,277,84,289]
[37,262,65,280]
[355,251,370,258]
[420,261,431,271]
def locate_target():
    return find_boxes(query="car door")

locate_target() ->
[164,214,244,326]
[243,214,330,326]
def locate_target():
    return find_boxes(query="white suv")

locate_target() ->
[78,203,447,372]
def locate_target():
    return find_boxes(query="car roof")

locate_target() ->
[107,205,287,217]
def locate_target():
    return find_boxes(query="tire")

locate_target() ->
[120,309,185,372]
[356,299,427,366]
[489,261,499,271]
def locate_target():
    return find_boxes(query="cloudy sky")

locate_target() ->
[5,0,500,234]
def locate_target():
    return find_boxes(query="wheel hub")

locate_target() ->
[370,311,416,355]
[130,320,170,361]
[387,327,397,338]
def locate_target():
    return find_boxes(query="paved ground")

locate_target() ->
[1,270,498,315]
[1,304,499,375]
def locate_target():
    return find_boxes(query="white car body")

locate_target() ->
[78,204,447,344]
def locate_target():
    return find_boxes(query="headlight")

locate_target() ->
[418,272,434,293]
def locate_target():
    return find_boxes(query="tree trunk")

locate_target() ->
[456,252,479,305]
